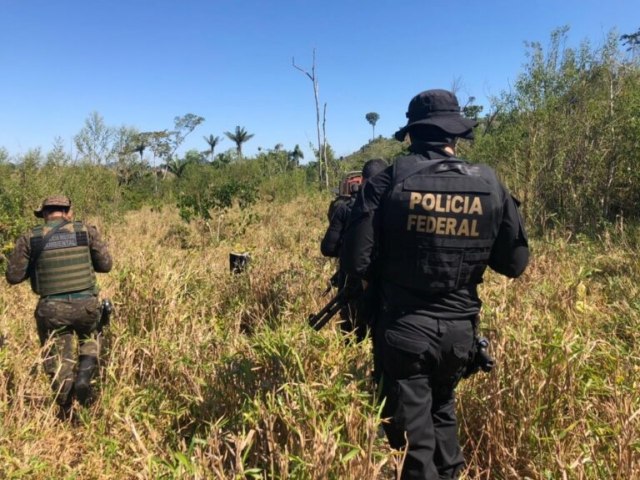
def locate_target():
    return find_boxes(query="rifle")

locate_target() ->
[308,288,349,331]
[321,269,342,297]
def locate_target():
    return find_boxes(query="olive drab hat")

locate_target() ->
[34,195,71,218]
[394,89,478,141]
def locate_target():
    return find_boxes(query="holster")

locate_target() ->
[98,299,113,333]
[462,315,495,378]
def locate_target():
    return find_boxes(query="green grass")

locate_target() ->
[1,198,638,479]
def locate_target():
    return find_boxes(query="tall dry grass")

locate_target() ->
[0,196,638,479]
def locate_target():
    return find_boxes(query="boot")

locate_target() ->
[51,375,74,416]
[56,392,74,421]
[75,355,98,407]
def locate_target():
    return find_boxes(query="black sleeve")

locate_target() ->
[320,203,348,257]
[489,192,529,278]
[341,167,393,279]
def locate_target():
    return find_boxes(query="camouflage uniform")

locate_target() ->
[5,195,112,412]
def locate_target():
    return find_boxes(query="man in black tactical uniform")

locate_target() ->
[321,158,388,341]
[341,89,529,479]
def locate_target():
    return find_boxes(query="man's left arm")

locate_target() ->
[88,225,113,273]
[489,193,529,278]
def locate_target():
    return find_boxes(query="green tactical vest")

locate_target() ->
[29,221,96,296]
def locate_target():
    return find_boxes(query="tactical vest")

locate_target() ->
[29,221,96,296]
[380,155,504,293]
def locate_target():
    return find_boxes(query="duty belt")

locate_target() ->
[42,290,95,300]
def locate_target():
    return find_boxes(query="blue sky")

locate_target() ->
[0,0,638,162]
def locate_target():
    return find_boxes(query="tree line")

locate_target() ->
[1,26,639,255]
[471,26,640,233]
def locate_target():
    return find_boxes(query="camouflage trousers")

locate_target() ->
[34,296,101,406]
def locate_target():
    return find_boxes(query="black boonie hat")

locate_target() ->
[394,89,478,141]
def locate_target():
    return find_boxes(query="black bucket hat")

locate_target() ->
[394,89,478,141]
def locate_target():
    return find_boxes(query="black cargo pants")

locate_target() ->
[375,313,474,480]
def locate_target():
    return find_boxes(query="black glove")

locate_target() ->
[342,276,363,300]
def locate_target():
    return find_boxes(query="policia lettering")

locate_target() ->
[407,192,483,236]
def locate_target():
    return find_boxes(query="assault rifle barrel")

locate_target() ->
[307,290,347,331]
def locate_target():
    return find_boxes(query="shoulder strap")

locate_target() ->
[28,220,71,275]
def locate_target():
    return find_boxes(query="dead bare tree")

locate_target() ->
[292,49,329,189]
[322,102,328,186]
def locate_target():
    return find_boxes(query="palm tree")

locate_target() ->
[224,126,255,159]
[365,112,380,140]
[203,134,222,162]
[133,143,146,161]
[289,144,304,167]
[163,157,191,178]
[127,132,149,161]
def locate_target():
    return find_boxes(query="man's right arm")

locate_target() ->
[5,235,31,285]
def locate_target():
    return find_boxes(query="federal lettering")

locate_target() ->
[471,219,479,236]
[426,216,436,233]
[444,218,457,235]
[406,215,481,237]
[457,219,469,236]
[417,215,428,232]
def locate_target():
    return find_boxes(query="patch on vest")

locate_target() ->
[43,232,80,250]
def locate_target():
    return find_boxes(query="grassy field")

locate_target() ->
[1,194,638,479]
